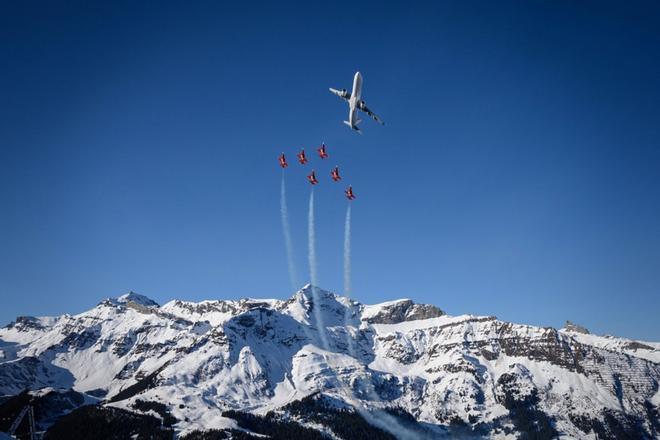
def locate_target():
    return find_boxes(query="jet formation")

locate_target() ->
[278,71,385,200]
[279,144,353,199]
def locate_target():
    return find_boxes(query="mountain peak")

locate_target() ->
[363,298,445,324]
[113,291,159,308]
[292,284,336,302]
[564,320,590,334]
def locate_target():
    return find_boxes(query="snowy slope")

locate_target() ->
[1,285,658,439]
[559,328,660,364]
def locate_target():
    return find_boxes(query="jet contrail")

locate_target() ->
[354,406,428,440]
[303,200,433,438]
[343,203,355,357]
[308,189,329,350]
[327,355,437,440]
[343,204,352,297]
[339,205,433,438]
[280,173,298,291]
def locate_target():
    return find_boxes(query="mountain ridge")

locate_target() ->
[1,285,658,439]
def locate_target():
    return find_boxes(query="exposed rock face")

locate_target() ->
[0,286,658,439]
[365,299,445,324]
[6,316,47,332]
[565,320,590,334]
[625,341,655,351]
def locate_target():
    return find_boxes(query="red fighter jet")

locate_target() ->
[345,186,356,200]
[278,153,288,168]
[317,143,329,159]
[307,170,319,185]
[297,149,308,165]
[330,166,341,182]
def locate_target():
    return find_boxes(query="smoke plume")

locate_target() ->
[343,203,355,356]
[308,190,329,350]
[280,174,298,291]
[343,203,352,297]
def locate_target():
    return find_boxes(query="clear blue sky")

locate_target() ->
[1,1,659,340]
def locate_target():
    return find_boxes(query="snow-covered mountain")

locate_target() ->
[1,285,658,439]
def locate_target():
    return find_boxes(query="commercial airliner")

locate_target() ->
[329,71,384,133]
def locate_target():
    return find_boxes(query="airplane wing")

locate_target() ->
[329,88,350,102]
[359,102,385,125]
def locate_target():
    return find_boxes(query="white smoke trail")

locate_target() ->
[301,199,431,439]
[278,168,428,439]
[343,204,352,298]
[304,200,430,439]
[348,399,424,440]
[353,406,427,440]
[280,174,314,344]
[343,203,355,357]
[328,355,437,440]
[339,205,430,438]
[280,173,298,291]
[308,190,329,350]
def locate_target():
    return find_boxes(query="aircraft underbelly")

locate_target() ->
[349,107,358,125]
[352,72,362,100]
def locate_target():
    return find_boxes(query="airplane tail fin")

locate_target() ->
[343,118,362,127]
[343,121,362,134]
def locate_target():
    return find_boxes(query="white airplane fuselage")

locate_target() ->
[347,72,363,130]
[330,71,381,132]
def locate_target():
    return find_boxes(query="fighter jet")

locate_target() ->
[297,149,308,165]
[345,186,356,200]
[278,153,288,168]
[330,166,341,182]
[307,170,319,185]
[317,143,329,159]
[330,71,384,133]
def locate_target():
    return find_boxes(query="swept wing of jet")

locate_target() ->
[357,100,384,125]
[329,88,350,102]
